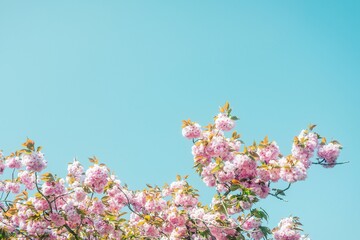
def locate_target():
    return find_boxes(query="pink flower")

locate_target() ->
[291,131,319,168]
[142,223,159,237]
[251,230,265,240]
[205,136,229,158]
[73,187,87,202]
[214,161,236,184]
[26,220,49,236]
[182,123,202,139]
[67,159,84,182]
[5,156,22,169]
[318,142,341,168]
[215,113,235,131]
[279,157,307,183]
[5,182,20,194]
[41,180,65,197]
[242,216,261,230]
[32,198,50,211]
[18,171,35,190]
[250,179,270,198]
[174,193,198,208]
[22,152,47,172]
[257,142,280,163]
[63,203,81,228]
[84,164,109,193]
[94,218,114,236]
[273,217,304,240]
[189,207,205,219]
[50,213,65,227]
[167,211,186,227]
[90,199,105,215]
[233,154,257,179]
[41,182,56,196]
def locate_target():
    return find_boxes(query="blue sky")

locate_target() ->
[0,1,359,239]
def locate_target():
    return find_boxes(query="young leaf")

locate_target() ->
[308,124,317,131]
[22,138,35,151]
[89,156,99,164]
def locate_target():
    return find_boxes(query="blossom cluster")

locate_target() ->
[0,103,342,240]
[272,217,309,240]
[185,104,342,196]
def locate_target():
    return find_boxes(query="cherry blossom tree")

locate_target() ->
[0,102,344,239]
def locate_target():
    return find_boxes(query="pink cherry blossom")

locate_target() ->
[22,152,47,172]
[215,113,235,131]
[50,213,65,227]
[5,156,22,169]
[18,170,35,190]
[257,141,280,163]
[273,217,303,240]
[182,123,202,139]
[318,142,341,168]
[84,164,109,193]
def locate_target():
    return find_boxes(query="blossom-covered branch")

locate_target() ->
[0,102,343,239]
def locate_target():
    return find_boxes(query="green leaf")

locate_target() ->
[230,185,240,192]
[251,208,268,221]
[259,226,272,239]
[275,189,286,196]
